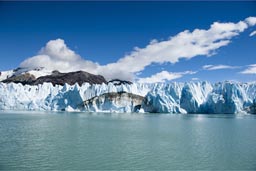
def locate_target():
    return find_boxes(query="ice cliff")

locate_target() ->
[0,81,256,114]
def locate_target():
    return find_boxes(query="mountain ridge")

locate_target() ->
[1,68,107,86]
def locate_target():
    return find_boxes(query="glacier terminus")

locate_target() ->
[0,81,256,114]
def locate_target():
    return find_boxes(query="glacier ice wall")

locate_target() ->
[200,82,256,114]
[143,81,256,114]
[0,81,256,114]
[84,92,144,113]
[0,82,153,112]
[142,83,186,113]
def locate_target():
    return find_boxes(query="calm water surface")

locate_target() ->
[0,111,256,170]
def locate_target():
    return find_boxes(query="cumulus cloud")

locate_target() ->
[137,71,195,83]
[203,64,238,70]
[20,39,99,74]
[249,31,256,37]
[240,64,256,74]
[20,17,256,81]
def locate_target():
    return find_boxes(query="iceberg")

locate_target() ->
[0,81,256,114]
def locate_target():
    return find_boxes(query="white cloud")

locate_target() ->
[103,19,249,75]
[20,39,99,74]
[137,71,195,83]
[203,64,238,70]
[19,17,256,81]
[245,16,256,26]
[250,31,256,37]
[240,64,256,74]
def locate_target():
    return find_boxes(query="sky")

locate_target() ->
[0,1,256,83]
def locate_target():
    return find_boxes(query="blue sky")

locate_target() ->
[0,1,256,82]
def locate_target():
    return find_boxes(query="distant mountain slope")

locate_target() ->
[2,73,36,85]
[33,70,107,86]
[1,69,107,86]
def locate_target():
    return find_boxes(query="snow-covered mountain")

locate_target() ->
[0,80,256,114]
[0,67,50,81]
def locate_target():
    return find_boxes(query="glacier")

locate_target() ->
[0,81,256,114]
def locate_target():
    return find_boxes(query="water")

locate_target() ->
[0,111,256,170]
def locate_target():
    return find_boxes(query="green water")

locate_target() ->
[0,111,256,170]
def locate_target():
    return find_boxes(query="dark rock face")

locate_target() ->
[2,73,36,85]
[108,79,133,85]
[2,71,107,86]
[34,71,107,86]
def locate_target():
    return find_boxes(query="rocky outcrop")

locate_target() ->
[108,79,133,86]
[2,73,36,85]
[2,70,107,86]
[83,91,144,113]
[33,71,107,86]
